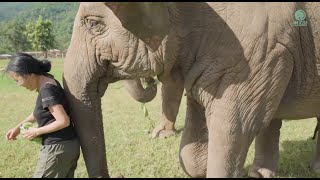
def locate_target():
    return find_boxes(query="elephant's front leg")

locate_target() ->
[206,103,254,177]
[309,118,320,173]
[248,119,282,178]
[152,69,184,138]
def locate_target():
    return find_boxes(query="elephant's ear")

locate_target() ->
[105,2,169,52]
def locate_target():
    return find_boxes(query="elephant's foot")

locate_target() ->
[248,165,276,178]
[309,159,320,173]
[151,123,176,138]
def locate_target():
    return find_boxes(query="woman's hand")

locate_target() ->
[22,127,40,140]
[5,127,21,141]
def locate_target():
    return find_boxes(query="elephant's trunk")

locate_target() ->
[63,32,109,176]
[123,77,157,103]
[63,79,109,177]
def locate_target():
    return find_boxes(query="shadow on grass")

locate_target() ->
[244,137,320,178]
[277,138,320,178]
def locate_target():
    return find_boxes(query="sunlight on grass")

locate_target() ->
[0,59,320,177]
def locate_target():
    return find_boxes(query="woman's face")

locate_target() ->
[8,71,37,91]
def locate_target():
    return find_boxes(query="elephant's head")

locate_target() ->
[63,2,170,177]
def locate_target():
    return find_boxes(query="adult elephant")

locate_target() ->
[63,2,320,178]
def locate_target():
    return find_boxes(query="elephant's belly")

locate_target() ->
[274,96,320,120]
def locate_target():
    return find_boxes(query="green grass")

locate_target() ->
[0,59,320,177]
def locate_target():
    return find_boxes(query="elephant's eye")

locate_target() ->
[87,19,97,27]
[90,20,97,27]
[80,17,106,35]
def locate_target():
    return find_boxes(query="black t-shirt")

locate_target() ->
[33,79,77,145]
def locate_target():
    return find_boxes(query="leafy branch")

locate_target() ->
[140,76,160,133]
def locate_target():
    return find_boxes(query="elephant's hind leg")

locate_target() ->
[179,97,208,177]
[248,119,282,178]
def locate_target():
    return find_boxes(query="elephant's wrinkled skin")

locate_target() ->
[63,2,320,178]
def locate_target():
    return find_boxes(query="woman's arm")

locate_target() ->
[5,113,36,141]
[16,113,36,128]
[22,104,70,140]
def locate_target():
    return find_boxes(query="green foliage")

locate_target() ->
[25,16,55,56]
[140,77,159,133]
[18,2,79,50]
[0,2,37,22]
[19,122,42,144]
[141,103,155,133]
[0,2,79,53]
[0,18,30,54]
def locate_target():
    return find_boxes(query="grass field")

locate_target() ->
[0,58,320,177]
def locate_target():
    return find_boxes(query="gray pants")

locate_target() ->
[33,138,80,178]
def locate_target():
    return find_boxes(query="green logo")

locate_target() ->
[295,10,306,21]
[293,10,307,26]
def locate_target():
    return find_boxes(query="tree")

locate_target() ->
[25,16,55,58]
[0,19,30,53]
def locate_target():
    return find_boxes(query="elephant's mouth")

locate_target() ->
[93,55,118,84]
[104,60,137,82]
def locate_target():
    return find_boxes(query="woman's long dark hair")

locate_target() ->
[5,53,54,78]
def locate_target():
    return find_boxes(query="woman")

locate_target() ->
[4,53,80,178]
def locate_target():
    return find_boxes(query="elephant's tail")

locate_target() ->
[312,119,319,140]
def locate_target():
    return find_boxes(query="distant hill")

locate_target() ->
[0,2,80,50]
[0,2,38,22]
